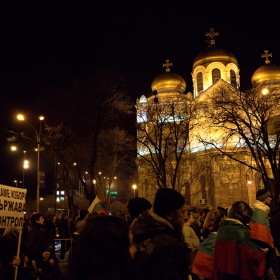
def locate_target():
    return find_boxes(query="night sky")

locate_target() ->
[1,1,280,186]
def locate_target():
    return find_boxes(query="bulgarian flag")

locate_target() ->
[214,219,266,280]
[192,232,216,279]
[88,195,107,214]
[249,208,274,248]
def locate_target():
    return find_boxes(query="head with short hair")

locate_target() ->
[30,213,43,225]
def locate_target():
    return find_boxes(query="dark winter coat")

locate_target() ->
[130,211,190,280]
[24,223,47,262]
[0,232,18,280]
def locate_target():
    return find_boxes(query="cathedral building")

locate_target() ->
[135,28,280,209]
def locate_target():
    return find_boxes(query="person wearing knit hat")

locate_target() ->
[153,188,186,223]
[130,188,189,280]
[249,189,275,279]
[256,189,272,205]
[127,197,152,220]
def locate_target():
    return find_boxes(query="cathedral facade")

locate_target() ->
[135,28,280,209]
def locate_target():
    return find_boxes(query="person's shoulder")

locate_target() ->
[152,231,185,248]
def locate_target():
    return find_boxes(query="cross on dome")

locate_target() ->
[205,28,219,45]
[205,36,211,47]
[162,59,173,72]
[261,50,272,64]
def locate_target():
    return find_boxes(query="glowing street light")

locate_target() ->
[132,184,137,198]
[262,88,269,95]
[17,114,44,212]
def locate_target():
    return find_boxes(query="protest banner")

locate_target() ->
[0,184,27,280]
[0,184,26,228]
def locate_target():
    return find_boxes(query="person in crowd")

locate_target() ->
[217,206,228,217]
[0,227,21,280]
[198,207,210,233]
[192,208,225,280]
[213,201,266,280]
[57,212,70,261]
[249,189,274,248]
[249,189,276,279]
[24,213,52,280]
[270,195,280,278]
[42,212,61,280]
[127,196,152,223]
[73,209,89,234]
[182,212,200,280]
[68,214,136,280]
[130,187,190,280]
[68,212,79,238]
[189,209,202,242]
[22,211,37,247]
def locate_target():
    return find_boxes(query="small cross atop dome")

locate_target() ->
[162,60,173,72]
[205,28,219,46]
[261,50,272,64]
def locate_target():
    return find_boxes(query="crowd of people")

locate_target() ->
[0,187,280,280]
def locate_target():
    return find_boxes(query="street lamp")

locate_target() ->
[132,184,137,198]
[10,146,31,188]
[17,114,44,212]
[23,159,29,188]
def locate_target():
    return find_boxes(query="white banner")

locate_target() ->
[0,184,27,228]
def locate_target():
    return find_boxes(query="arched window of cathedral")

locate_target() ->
[212,68,221,84]
[197,72,203,92]
[230,70,237,87]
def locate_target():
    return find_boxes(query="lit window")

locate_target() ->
[60,197,65,201]
[212,68,221,84]
[56,197,60,201]
[230,70,237,87]
[197,72,203,92]
[61,191,65,195]
[56,191,60,195]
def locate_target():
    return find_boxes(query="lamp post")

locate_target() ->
[17,114,44,212]
[132,184,137,198]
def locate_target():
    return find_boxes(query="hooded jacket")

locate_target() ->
[130,210,189,280]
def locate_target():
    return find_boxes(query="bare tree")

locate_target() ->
[136,94,197,191]
[39,67,135,213]
[95,127,136,210]
[199,83,280,198]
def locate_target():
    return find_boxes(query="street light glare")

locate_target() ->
[17,114,25,121]
[39,116,44,121]
[11,146,17,151]
[23,160,29,169]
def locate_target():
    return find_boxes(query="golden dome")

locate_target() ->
[251,64,280,85]
[193,46,238,70]
[151,72,186,93]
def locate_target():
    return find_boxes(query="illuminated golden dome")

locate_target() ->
[193,46,238,70]
[151,72,186,93]
[251,64,280,85]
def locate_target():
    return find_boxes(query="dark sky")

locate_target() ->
[1,1,280,186]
